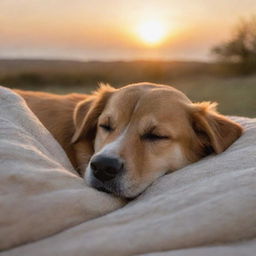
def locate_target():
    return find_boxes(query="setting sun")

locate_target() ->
[137,20,167,45]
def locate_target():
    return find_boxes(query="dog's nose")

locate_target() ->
[90,155,124,182]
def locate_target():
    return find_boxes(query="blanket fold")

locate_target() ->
[0,87,124,251]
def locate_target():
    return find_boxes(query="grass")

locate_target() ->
[172,76,256,117]
[0,59,255,118]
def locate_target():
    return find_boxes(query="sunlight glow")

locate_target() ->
[137,20,167,45]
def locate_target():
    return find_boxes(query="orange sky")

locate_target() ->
[0,0,256,61]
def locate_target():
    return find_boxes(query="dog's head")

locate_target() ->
[72,83,243,198]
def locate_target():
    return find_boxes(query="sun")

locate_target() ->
[137,20,167,45]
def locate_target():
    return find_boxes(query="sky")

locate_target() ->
[0,0,256,61]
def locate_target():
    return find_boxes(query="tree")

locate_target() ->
[212,16,256,74]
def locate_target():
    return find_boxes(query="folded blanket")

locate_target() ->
[0,86,124,251]
[0,86,255,255]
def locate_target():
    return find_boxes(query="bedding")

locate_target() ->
[0,86,124,251]
[0,86,255,255]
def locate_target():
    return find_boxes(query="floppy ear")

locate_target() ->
[190,102,243,154]
[71,84,115,143]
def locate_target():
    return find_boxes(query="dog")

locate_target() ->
[15,82,243,198]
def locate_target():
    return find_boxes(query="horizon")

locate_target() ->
[0,57,213,63]
[1,0,256,61]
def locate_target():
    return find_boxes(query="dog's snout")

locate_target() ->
[90,155,124,182]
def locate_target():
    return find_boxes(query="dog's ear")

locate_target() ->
[190,102,243,155]
[72,84,115,143]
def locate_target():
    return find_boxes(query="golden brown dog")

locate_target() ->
[16,83,243,198]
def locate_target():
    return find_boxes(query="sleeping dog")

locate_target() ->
[16,83,243,198]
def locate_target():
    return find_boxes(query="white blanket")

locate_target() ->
[0,87,124,251]
[0,86,255,255]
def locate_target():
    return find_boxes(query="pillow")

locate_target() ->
[0,86,124,250]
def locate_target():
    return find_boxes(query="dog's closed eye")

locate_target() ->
[99,123,114,132]
[141,133,169,141]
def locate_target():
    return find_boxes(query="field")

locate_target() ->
[0,59,255,117]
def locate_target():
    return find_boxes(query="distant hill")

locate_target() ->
[0,59,219,87]
[0,59,211,74]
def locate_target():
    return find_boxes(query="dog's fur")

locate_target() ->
[15,83,243,198]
